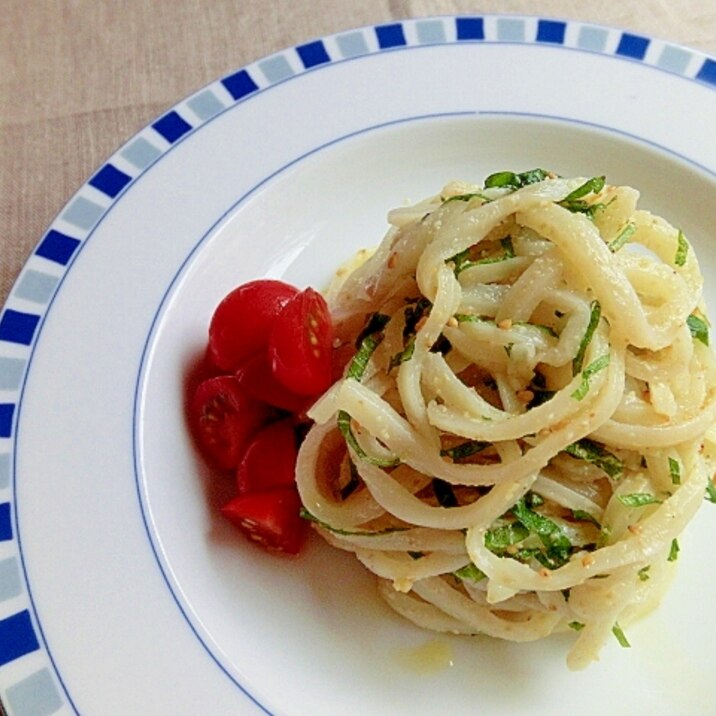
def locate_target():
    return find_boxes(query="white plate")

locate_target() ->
[2,15,716,716]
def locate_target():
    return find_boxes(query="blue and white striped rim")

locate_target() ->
[1,15,716,715]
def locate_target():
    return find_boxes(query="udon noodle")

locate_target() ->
[295,171,716,669]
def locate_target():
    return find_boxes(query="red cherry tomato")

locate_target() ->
[221,487,306,554]
[268,288,334,396]
[234,352,314,414]
[236,419,298,494]
[190,375,272,470]
[208,279,299,372]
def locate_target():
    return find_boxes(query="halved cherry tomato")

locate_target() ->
[190,375,272,470]
[221,487,306,554]
[268,288,334,396]
[236,419,298,494]
[208,279,298,372]
[234,352,314,414]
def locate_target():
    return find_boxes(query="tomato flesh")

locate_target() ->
[208,279,298,372]
[236,419,298,494]
[191,279,334,557]
[221,487,306,554]
[190,375,272,470]
[234,352,314,414]
[268,288,334,396]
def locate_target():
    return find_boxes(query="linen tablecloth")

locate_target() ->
[1,0,715,306]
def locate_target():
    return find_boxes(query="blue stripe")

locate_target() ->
[0,405,14,439]
[456,17,484,40]
[0,557,21,601]
[696,58,716,86]
[616,32,650,60]
[375,23,407,49]
[537,19,566,44]
[35,230,80,266]
[88,163,132,199]
[0,309,40,346]
[221,69,259,101]
[5,668,63,716]
[296,40,330,68]
[0,611,40,667]
[152,111,193,143]
[0,502,11,541]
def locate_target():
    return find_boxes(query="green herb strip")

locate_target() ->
[299,508,407,536]
[353,312,390,349]
[485,494,578,567]
[674,229,689,267]
[337,410,399,467]
[454,313,483,324]
[668,457,681,486]
[564,176,606,201]
[389,337,415,371]
[668,538,680,562]
[440,440,489,462]
[388,298,432,368]
[347,334,381,380]
[608,222,636,253]
[564,438,623,479]
[443,192,490,204]
[571,353,610,400]
[519,321,558,338]
[448,237,516,276]
[617,493,662,507]
[612,622,631,648]
[687,313,709,346]
[706,479,716,503]
[524,491,545,508]
[637,566,651,581]
[569,621,585,632]
[511,499,573,568]
[448,248,471,275]
[454,563,487,582]
[571,509,602,528]
[339,460,361,500]
[483,168,550,189]
[557,176,606,215]
[483,171,520,189]
[484,522,530,552]
[339,323,400,467]
[573,301,601,375]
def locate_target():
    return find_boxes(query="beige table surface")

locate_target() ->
[1,0,715,308]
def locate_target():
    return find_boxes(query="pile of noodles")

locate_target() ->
[295,170,716,669]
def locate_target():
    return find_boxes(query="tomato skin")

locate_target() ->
[208,280,299,372]
[236,419,298,494]
[221,487,306,554]
[268,288,334,396]
[234,352,314,414]
[191,375,272,470]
